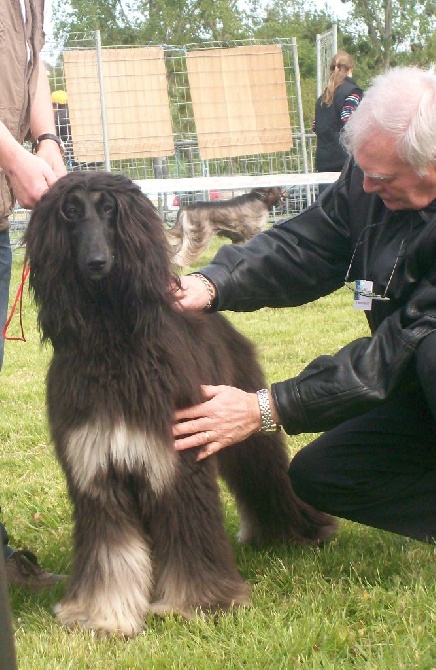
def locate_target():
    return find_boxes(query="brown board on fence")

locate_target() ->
[186,44,293,160]
[63,46,175,162]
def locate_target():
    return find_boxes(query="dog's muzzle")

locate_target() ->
[83,252,114,280]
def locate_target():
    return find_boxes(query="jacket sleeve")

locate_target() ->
[271,277,436,435]
[200,180,353,312]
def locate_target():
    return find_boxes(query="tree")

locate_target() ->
[52,0,139,44]
[52,0,251,46]
[248,0,338,127]
[339,0,436,70]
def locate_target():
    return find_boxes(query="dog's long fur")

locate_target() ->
[24,172,336,638]
[168,187,284,268]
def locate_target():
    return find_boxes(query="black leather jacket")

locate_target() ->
[200,160,436,436]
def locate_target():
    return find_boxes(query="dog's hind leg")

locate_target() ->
[55,491,153,637]
[149,454,249,617]
[217,433,338,547]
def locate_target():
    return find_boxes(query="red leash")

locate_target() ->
[3,262,30,342]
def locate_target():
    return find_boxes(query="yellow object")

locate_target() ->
[51,89,68,104]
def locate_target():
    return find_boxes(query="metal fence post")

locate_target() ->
[95,30,111,171]
[291,37,312,206]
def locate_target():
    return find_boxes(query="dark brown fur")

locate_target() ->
[24,172,336,637]
[168,186,284,268]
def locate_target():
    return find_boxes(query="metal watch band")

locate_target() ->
[256,388,281,433]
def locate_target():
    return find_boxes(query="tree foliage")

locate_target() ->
[339,0,436,70]
[52,0,436,70]
[50,0,435,129]
[53,0,251,45]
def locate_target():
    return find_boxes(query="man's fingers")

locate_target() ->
[174,405,204,422]
[196,443,221,461]
[173,386,223,422]
[174,430,215,451]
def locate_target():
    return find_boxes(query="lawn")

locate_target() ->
[1,238,435,670]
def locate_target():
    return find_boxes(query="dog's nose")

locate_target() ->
[86,255,110,276]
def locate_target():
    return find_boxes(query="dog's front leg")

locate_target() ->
[55,489,153,637]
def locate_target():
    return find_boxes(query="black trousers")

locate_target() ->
[288,390,436,543]
[1,522,13,559]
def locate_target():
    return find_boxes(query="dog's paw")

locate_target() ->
[236,515,261,544]
[54,599,145,638]
[149,600,195,620]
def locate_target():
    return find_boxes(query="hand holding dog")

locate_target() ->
[173,384,262,460]
[174,274,216,311]
[0,140,66,209]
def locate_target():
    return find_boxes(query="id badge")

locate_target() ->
[353,279,373,311]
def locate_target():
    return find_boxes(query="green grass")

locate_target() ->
[1,241,435,670]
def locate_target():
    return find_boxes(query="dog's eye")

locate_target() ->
[62,206,79,221]
[102,202,115,214]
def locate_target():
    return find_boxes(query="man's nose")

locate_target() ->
[362,174,382,193]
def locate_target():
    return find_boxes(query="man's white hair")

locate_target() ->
[341,65,436,177]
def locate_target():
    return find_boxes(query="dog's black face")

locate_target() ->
[61,188,118,281]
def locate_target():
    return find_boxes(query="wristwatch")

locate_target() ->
[31,133,65,156]
[256,388,281,433]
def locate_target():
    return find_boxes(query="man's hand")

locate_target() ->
[6,144,66,209]
[173,274,217,311]
[173,384,262,460]
[35,139,67,179]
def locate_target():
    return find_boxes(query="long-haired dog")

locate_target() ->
[24,172,336,638]
[168,186,284,268]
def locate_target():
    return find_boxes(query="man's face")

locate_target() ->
[354,134,436,210]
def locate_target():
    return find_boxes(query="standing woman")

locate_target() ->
[313,51,363,194]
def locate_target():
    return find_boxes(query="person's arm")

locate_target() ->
[340,90,362,125]
[0,59,66,209]
[0,121,55,209]
[29,57,66,178]
[174,275,436,457]
[272,277,436,435]
[175,182,353,314]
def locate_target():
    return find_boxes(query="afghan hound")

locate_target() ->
[168,186,284,268]
[24,172,336,638]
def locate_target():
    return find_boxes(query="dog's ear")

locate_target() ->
[25,179,74,275]
[110,178,172,300]
[24,175,88,344]
[24,177,78,297]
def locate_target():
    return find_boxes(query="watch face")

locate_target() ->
[260,424,281,434]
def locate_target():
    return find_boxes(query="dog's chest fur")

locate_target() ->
[47,342,181,499]
[64,419,176,498]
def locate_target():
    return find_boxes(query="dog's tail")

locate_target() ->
[165,209,184,264]
[167,208,206,269]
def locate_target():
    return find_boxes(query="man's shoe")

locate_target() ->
[5,549,67,590]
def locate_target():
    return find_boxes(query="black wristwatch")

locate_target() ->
[31,133,65,156]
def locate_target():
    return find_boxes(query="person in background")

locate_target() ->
[0,0,67,588]
[312,51,363,194]
[52,89,76,169]
[173,65,436,545]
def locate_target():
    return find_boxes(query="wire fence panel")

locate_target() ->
[10,34,335,244]
[316,24,338,97]
[37,33,326,221]
[44,35,310,176]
